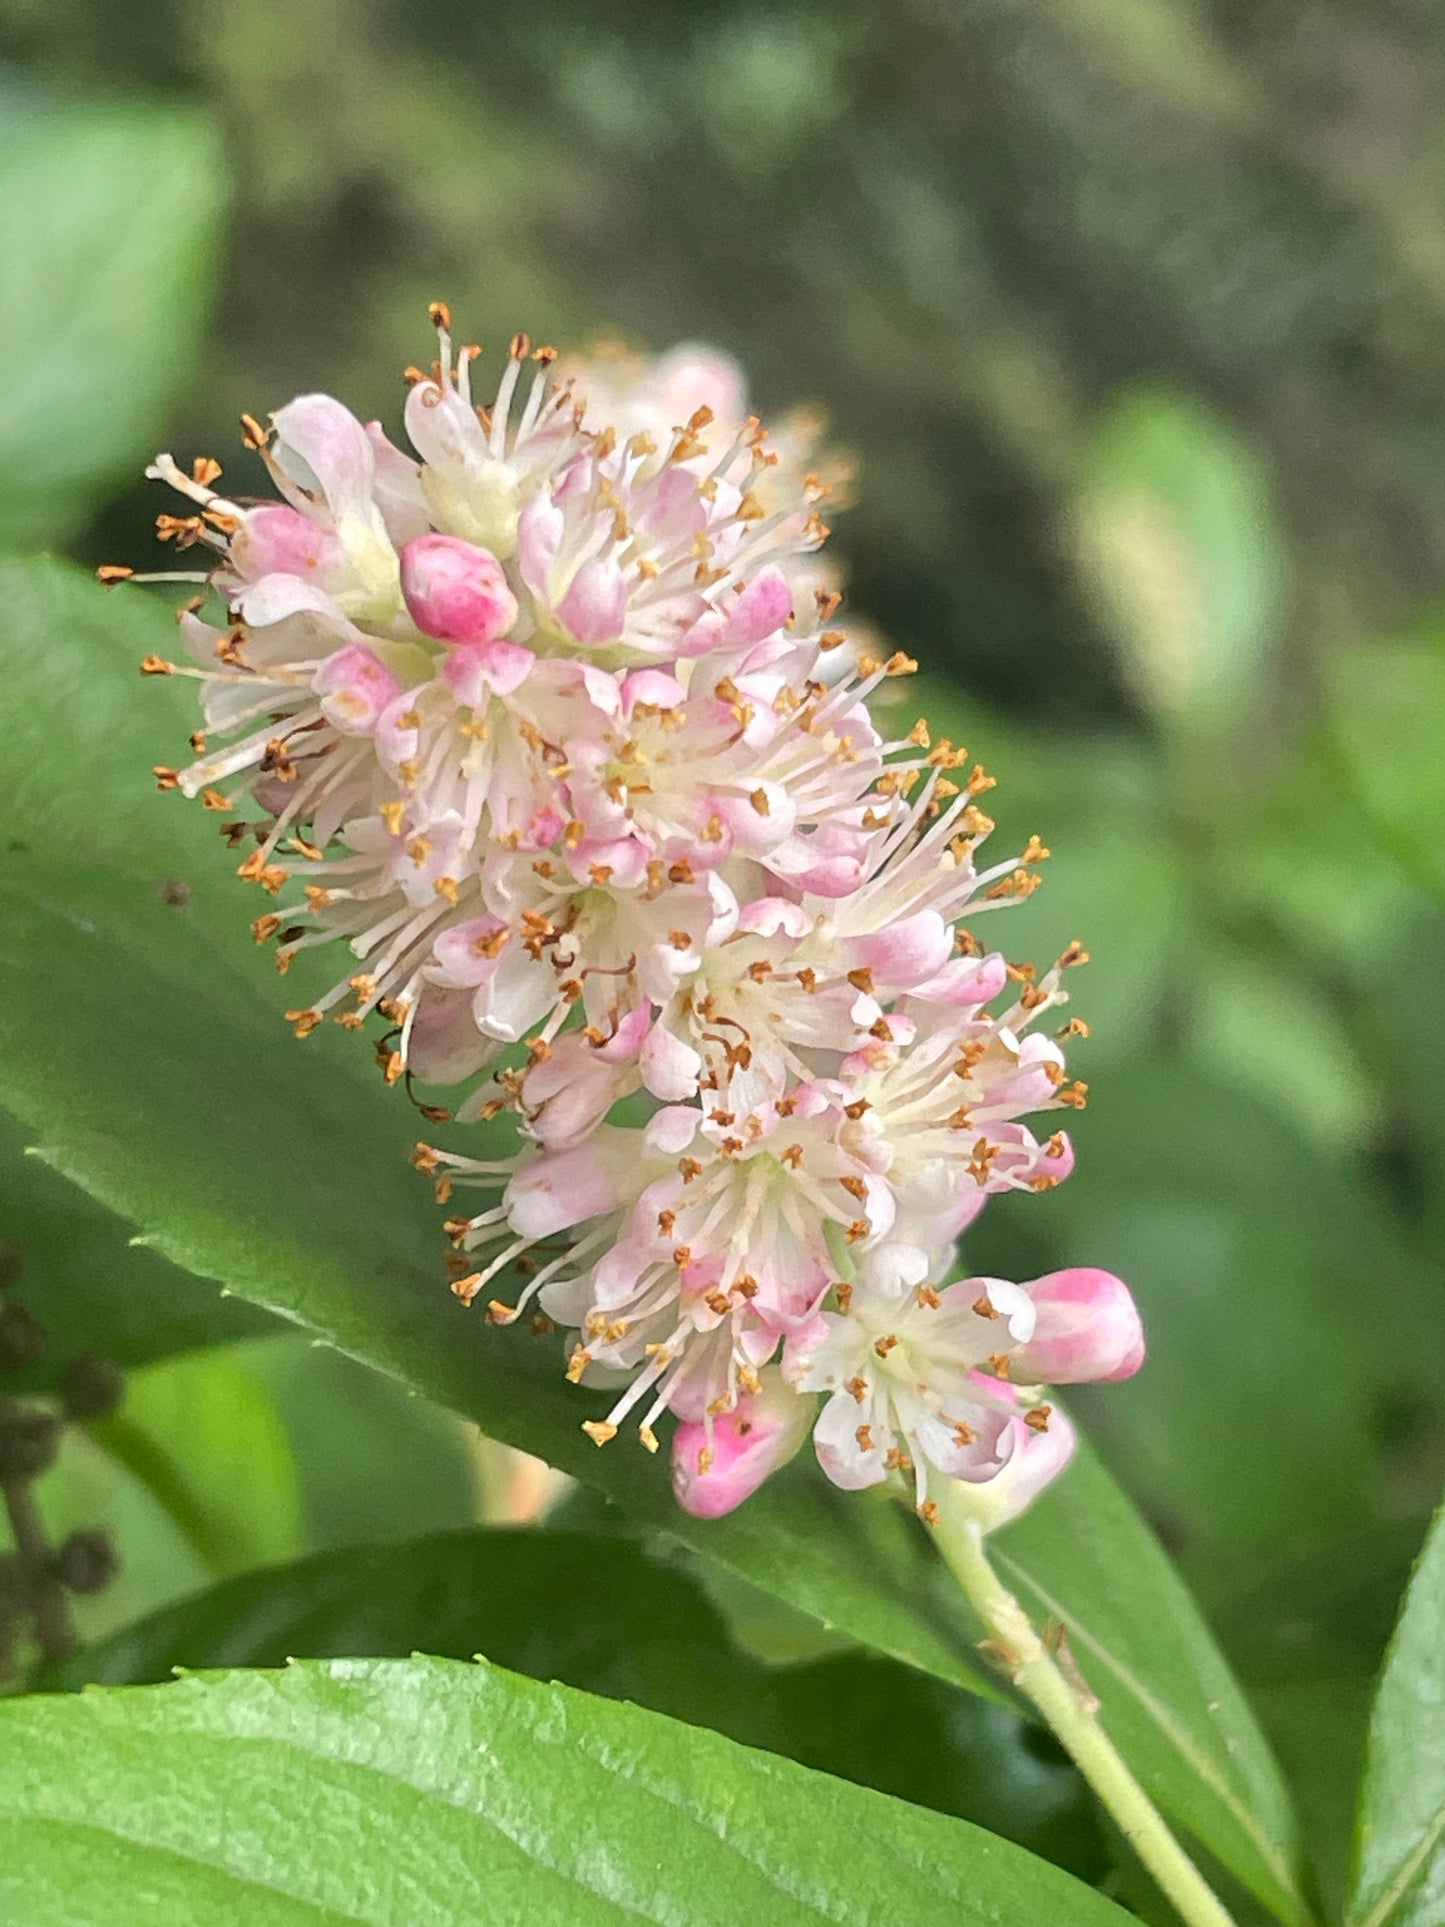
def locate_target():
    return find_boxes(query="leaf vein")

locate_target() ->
[1353,1802,1445,1927]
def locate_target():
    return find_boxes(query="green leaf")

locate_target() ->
[1350,1498,1445,1926]
[0,1104,274,1394]
[34,1527,808,1704]
[40,1526,1106,1877]
[244,1337,480,1554]
[1048,1061,1384,1559]
[913,687,1179,1070]
[1368,916,1445,1242]
[1209,1523,1425,1691]
[1185,941,1379,1153]
[1254,1679,1373,1927]
[1074,384,1285,725]
[0,1656,1133,1925]
[5,1347,302,1650]
[89,1346,302,1576]
[1328,614,1445,910]
[0,558,1302,1917]
[0,556,277,893]
[1210,724,1416,987]
[0,104,228,544]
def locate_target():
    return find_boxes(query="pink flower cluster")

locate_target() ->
[134,310,1143,1526]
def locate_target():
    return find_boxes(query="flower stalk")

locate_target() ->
[932,1483,1235,1927]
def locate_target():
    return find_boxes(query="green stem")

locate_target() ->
[932,1484,1235,1927]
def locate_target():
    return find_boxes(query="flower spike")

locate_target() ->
[136,309,1141,1526]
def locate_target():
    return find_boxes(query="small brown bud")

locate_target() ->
[54,1528,118,1595]
[59,1356,124,1421]
[0,1408,62,1480]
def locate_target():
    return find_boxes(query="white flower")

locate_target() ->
[784,1271,1038,1506]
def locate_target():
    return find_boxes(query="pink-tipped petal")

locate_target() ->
[504,1139,633,1240]
[232,504,343,584]
[671,1372,814,1518]
[654,347,748,432]
[441,639,535,706]
[404,988,498,1084]
[723,565,793,645]
[270,394,378,526]
[620,668,686,713]
[847,910,954,989]
[313,643,404,735]
[557,557,628,645]
[736,896,813,940]
[952,1406,1078,1532]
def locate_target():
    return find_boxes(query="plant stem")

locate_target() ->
[932,1484,1235,1927]
[0,1391,76,1665]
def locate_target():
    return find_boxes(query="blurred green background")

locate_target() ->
[1,1,1443,1912]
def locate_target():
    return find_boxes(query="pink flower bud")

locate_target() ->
[671,1371,813,1519]
[1013,1268,1145,1384]
[400,533,518,645]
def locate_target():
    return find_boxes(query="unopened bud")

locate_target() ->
[400,533,518,646]
[54,1528,118,1595]
[671,1370,813,1519]
[0,1408,61,1481]
[59,1356,125,1421]
[1012,1268,1144,1384]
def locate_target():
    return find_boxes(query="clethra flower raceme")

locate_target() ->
[118,306,1143,1530]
